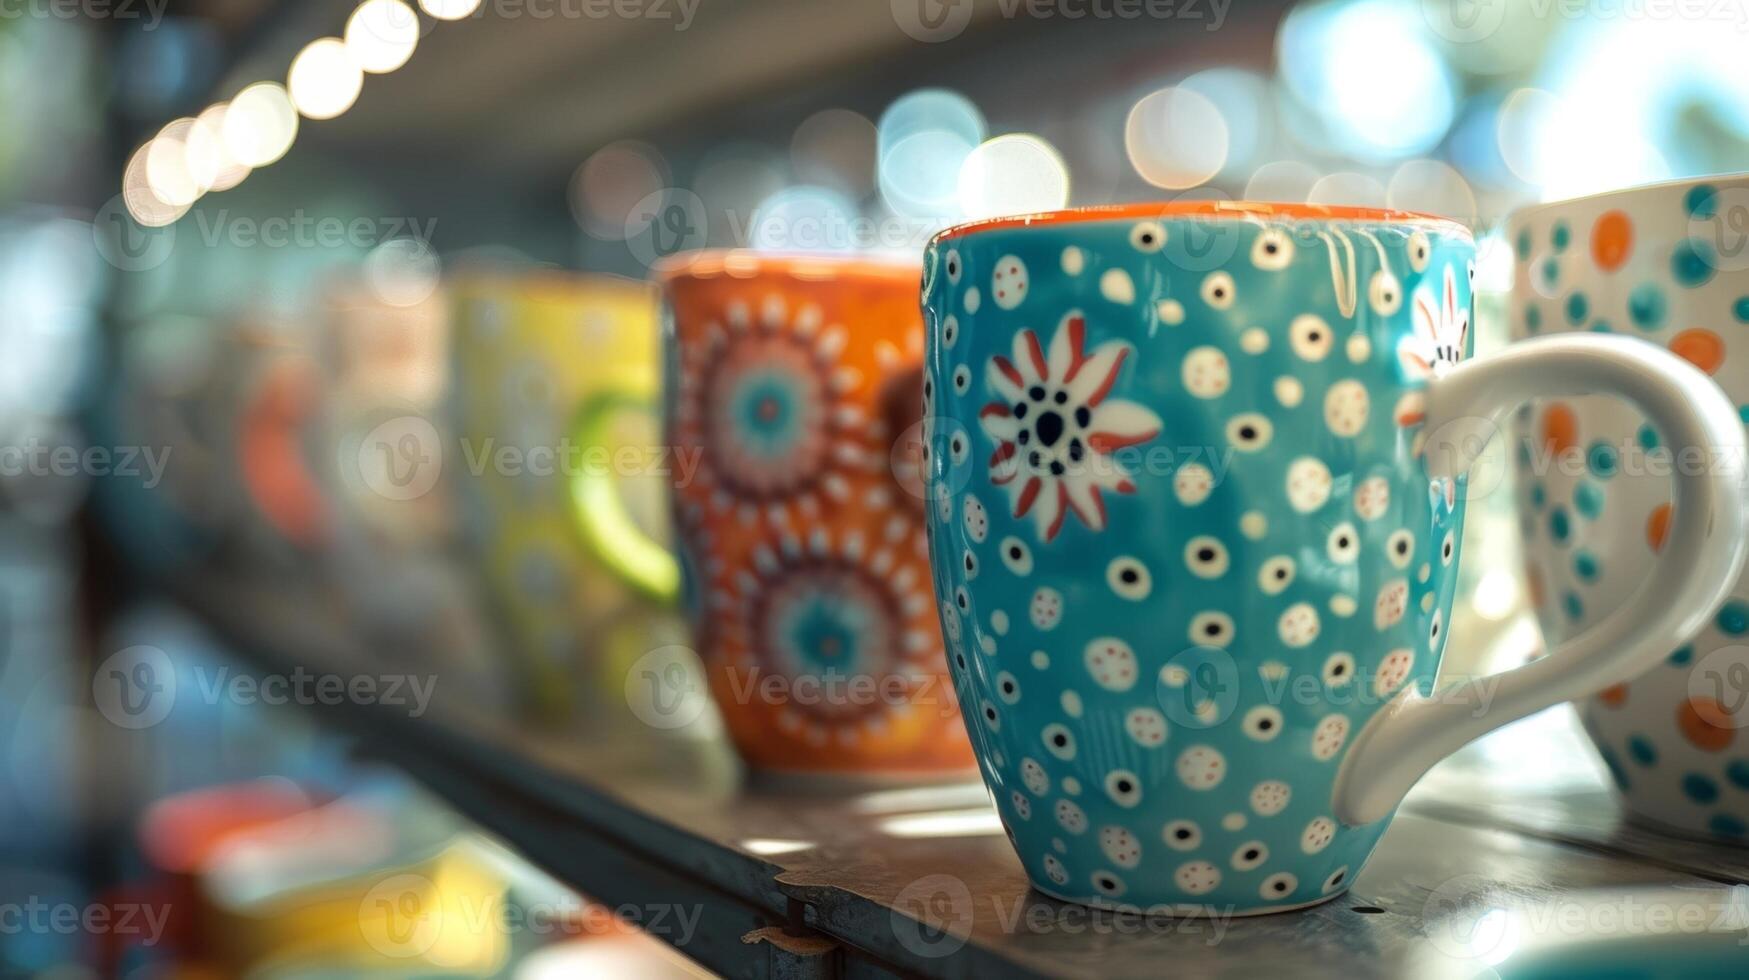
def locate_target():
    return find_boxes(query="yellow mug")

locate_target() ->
[449,272,678,718]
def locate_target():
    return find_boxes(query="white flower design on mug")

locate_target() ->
[1394,264,1471,508]
[979,312,1162,542]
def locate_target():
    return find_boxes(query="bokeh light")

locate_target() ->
[1179,68,1271,180]
[1445,94,1514,190]
[1243,160,1319,202]
[791,108,877,198]
[1495,85,1672,201]
[878,89,985,219]
[1535,14,1749,195]
[692,142,787,241]
[222,82,298,167]
[1306,172,1387,208]
[1494,87,1564,188]
[1125,86,1228,190]
[1386,158,1476,226]
[1472,569,1522,621]
[184,102,250,193]
[749,185,860,253]
[1426,0,1548,77]
[346,0,420,74]
[145,118,202,208]
[957,133,1069,220]
[288,37,364,120]
[1278,0,1457,161]
[364,237,442,306]
[122,142,191,227]
[1473,228,1515,294]
[570,140,668,240]
[419,0,482,19]
[0,218,102,421]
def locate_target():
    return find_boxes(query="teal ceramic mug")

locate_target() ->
[920,201,1748,914]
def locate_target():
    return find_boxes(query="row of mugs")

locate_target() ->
[111,176,1745,914]
[540,174,1749,916]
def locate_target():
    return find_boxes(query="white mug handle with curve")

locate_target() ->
[1334,333,1749,826]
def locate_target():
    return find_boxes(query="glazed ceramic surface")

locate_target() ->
[921,202,1749,914]
[1509,175,1749,841]
[661,251,975,778]
[921,204,1480,912]
[449,273,667,716]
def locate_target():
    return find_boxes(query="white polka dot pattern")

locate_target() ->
[921,214,1469,912]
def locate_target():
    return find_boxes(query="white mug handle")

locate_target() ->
[1334,334,1749,826]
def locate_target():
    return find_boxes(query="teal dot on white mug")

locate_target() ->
[1668,645,1693,665]
[1549,506,1572,543]
[1563,592,1583,620]
[1572,550,1599,582]
[1550,220,1571,252]
[1683,773,1720,804]
[1628,283,1666,330]
[1671,238,1717,288]
[1709,815,1746,838]
[1736,296,1749,323]
[1525,305,1542,332]
[1574,482,1605,519]
[1627,734,1657,765]
[1716,601,1749,635]
[1566,292,1589,325]
[1685,183,1719,219]
[1728,760,1749,790]
[1540,257,1561,289]
[1516,228,1532,260]
[1587,441,1617,478]
[1638,424,1660,450]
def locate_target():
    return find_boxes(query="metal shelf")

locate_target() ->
[173,569,1748,979]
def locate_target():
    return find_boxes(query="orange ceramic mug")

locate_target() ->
[578,251,974,778]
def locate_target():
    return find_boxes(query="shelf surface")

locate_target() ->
[174,568,1749,979]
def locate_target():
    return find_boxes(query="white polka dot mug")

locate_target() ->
[1510,175,1749,842]
[920,201,1748,914]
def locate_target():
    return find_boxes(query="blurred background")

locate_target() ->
[3,0,1746,974]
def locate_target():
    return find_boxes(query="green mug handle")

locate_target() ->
[566,389,681,604]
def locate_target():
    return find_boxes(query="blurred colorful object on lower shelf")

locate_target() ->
[204,837,509,975]
[98,778,320,971]
[139,778,322,877]
[516,932,719,980]
[120,775,525,975]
